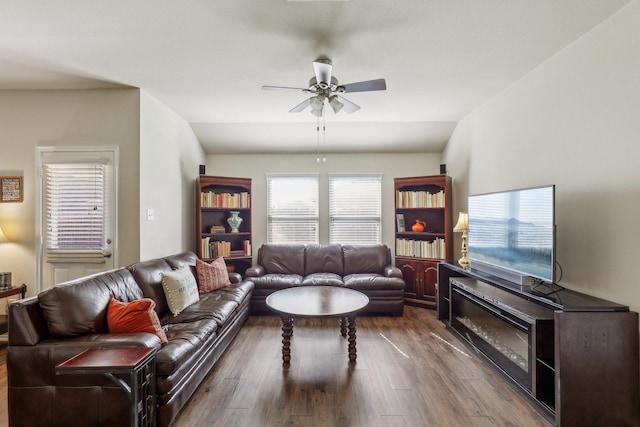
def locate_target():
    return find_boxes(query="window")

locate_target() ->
[329,174,382,244]
[43,161,109,252]
[267,174,319,244]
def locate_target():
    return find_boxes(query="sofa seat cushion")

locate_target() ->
[38,268,143,337]
[160,294,239,330]
[301,273,344,287]
[250,274,303,288]
[343,274,406,290]
[156,319,218,376]
[214,280,255,304]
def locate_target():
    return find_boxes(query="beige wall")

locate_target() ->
[206,153,443,257]
[0,88,141,297]
[139,92,205,259]
[443,1,640,312]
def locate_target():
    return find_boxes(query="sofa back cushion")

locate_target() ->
[128,258,173,317]
[38,268,142,337]
[163,251,197,272]
[305,244,344,275]
[342,244,390,275]
[259,244,306,276]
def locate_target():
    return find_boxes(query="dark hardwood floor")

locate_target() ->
[0,307,552,427]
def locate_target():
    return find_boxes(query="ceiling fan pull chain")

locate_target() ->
[322,113,327,163]
[316,116,321,163]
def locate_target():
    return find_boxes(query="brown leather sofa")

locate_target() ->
[246,244,405,316]
[7,251,254,427]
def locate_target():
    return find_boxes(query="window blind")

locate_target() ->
[43,162,107,252]
[329,174,382,244]
[267,174,319,244]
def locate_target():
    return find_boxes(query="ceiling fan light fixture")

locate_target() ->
[310,94,324,109]
[328,96,343,113]
[263,57,386,116]
[310,94,325,116]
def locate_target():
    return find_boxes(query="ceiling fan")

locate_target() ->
[262,57,387,117]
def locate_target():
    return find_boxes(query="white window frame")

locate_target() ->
[266,174,319,244]
[329,174,382,245]
[35,146,118,292]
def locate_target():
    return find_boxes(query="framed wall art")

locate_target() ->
[1,176,23,203]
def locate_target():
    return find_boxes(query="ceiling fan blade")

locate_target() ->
[337,95,360,114]
[289,98,312,113]
[313,60,333,89]
[341,79,387,93]
[262,85,308,92]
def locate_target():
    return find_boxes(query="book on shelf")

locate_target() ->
[395,237,446,259]
[396,213,405,232]
[210,225,226,234]
[395,190,445,208]
[243,240,251,257]
[201,239,232,258]
[229,250,245,258]
[201,236,211,259]
[201,191,250,209]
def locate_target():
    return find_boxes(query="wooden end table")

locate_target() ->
[0,283,27,337]
[56,347,157,427]
[265,286,370,363]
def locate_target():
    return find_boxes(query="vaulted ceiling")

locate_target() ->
[0,1,630,154]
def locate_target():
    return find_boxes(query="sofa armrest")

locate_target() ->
[8,296,50,346]
[245,264,265,277]
[228,272,242,283]
[383,265,403,279]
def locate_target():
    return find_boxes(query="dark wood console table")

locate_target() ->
[438,262,639,427]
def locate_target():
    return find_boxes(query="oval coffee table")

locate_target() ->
[265,286,370,363]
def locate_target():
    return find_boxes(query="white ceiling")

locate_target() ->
[0,0,630,154]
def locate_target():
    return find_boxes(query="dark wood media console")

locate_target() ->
[437,262,639,427]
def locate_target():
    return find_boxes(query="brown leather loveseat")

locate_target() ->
[7,251,253,427]
[246,244,405,316]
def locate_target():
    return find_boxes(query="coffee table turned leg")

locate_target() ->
[347,316,357,362]
[281,317,293,364]
[340,317,347,337]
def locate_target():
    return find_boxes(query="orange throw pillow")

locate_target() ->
[107,298,168,345]
[196,257,231,293]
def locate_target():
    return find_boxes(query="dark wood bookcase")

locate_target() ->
[196,175,252,275]
[394,175,452,309]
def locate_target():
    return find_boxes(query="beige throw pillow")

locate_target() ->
[161,264,200,316]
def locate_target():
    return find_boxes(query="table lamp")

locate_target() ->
[453,212,470,270]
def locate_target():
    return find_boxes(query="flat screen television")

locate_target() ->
[467,185,555,284]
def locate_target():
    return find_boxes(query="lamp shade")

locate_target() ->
[453,212,468,232]
[0,226,8,243]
